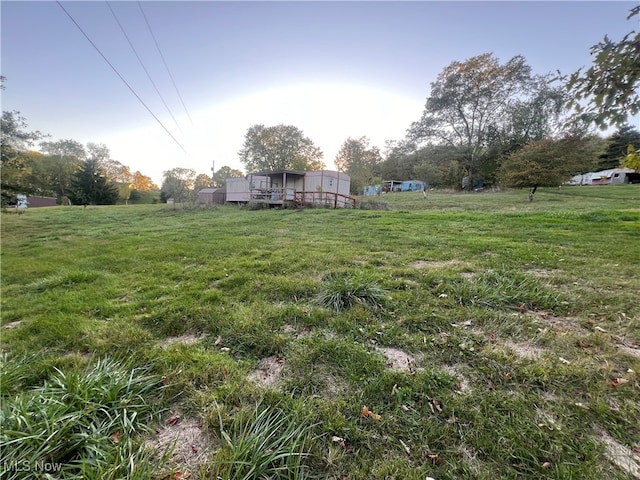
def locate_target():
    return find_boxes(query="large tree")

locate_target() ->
[335,136,382,194]
[564,6,640,129]
[70,158,119,205]
[39,139,86,197]
[408,53,556,187]
[131,171,158,191]
[160,167,196,203]
[238,124,325,172]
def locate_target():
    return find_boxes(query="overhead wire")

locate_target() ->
[55,0,189,155]
[137,1,194,127]
[106,0,183,133]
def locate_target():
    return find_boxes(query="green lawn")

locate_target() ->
[1,185,639,479]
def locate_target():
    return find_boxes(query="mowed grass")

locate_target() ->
[1,185,639,479]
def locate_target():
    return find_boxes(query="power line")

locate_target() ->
[137,1,194,127]
[106,0,182,133]
[55,1,189,155]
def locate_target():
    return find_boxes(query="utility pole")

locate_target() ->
[211,160,215,187]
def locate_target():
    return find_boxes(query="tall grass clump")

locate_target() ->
[315,271,388,312]
[212,403,314,480]
[0,357,165,479]
[445,269,564,312]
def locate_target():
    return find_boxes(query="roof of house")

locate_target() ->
[249,170,307,177]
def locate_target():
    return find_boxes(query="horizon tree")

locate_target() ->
[70,158,119,205]
[239,124,325,172]
[335,136,382,194]
[408,53,553,188]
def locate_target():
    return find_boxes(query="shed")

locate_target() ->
[383,180,403,192]
[198,187,226,205]
[27,196,57,207]
[401,180,426,192]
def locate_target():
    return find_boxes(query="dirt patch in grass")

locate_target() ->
[147,413,212,479]
[504,340,545,360]
[528,311,586,334]
[378,347,417,372]
[410,260,464,270]
[248,356,285,387]
[598,429,640,479]
[160,334,206,348]
[282,324,313,339]
[617,343,640,359]
[527,268,557,278]
[440,364,472,393]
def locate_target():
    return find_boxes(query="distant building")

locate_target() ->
[197,187,226,205]
[569,168,640,185]
[401,180,426,192]
[27,196,57,207]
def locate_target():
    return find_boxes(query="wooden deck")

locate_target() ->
[247,188,355,208]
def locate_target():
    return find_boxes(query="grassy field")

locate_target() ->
[1,185,639,479]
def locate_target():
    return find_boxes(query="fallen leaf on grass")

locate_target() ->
[609,378,630,387]
[632,446,640,455]
[542,461,553,469]
[427,453,443,465]
[214,335,222,346]
[167,414,181,425]
[111,431,120,443]
[361,405,381,420]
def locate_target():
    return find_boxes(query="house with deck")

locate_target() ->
[224,170,353,208]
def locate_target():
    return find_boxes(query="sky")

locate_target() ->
[1,1,638,186]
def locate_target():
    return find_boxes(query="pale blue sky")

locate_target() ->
[1,1,637,184]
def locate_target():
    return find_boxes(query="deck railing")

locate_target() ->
[294,191,356,208]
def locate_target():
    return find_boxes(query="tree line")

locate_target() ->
[233,6,640,196]
[1,95,159,207]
